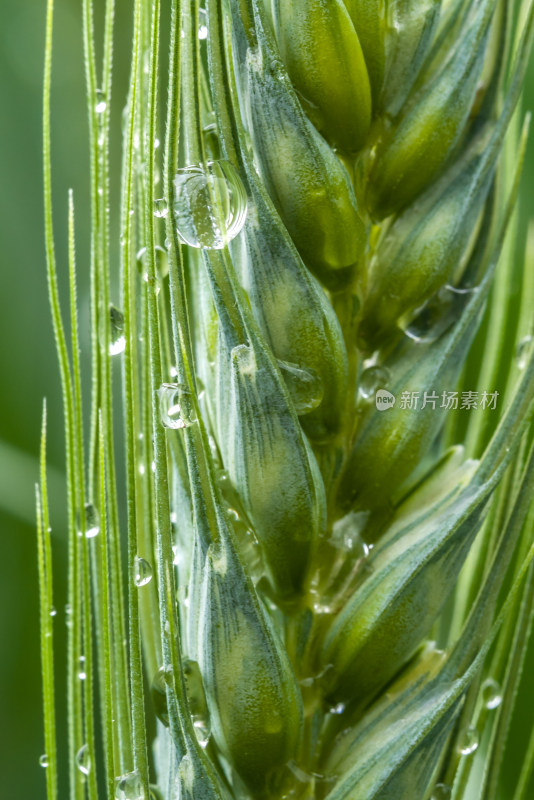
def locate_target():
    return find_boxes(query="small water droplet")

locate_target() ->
[359,366,390,399]
[193,716,211,747]
[77,503,100,538]
[172,545,180,566]
[183,660,210,721]
[516,336,533,369]
[153,198,168,218]
[39,753,49,768]
[158,383,197,429]
[431,784,452,800]
[49,606,57,618]
[78,655,87,681]
[115,769,146,799]
[173,160,247,249]
[151,666,171,727]
[482,678,502,710]
[65,603,72,628]
[202,115,220,159]
[178,584,190,608]
[329,702,346,715]
[76,743,91,775]
[95,89,107,114]
[227,507,240,522]
[134,556,153,587]
[330,511,370,554]
[405,285,476,344]
[198,8,208,39]
[136,245,169,282]
[312,597,334,615]
[109,305,126,355]
[458,726,479,756]
[277,360,324,414]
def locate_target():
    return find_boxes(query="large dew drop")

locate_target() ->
[173,160,247,249]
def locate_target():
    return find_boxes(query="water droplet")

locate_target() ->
[153,198,168,218]
[458,726,479,756]
[359,366,390,399]
[183,660,210,722]
[76,743,91,775]
[482,678,502,710]
[136,245,169,282]
[405,285,476,344]
[285,760,326,788]
[516,336,533,369]
[95,89,107,114]
[329,702,346,715]
[198,8,208,39]
[431,784,452,800]
[330,511,370,554]
[202,115,220,160]
[193,716,211,747]
[77,503,100,538]
[134,556,153,587]
[173,160,247,249]
[430,783,452,800]
[115,769,146,799]
[151,666,171,727]
[49,606,57,618]
[39,753,49,768]
[171,545,180,566]
[311,597,334,615]
[65,603,72,628]
[109,305,126,355]
[158,383,197,429]
[78,655,87,681]
[277,360,324,414]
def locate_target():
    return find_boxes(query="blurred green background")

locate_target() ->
[1,2,533,798]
